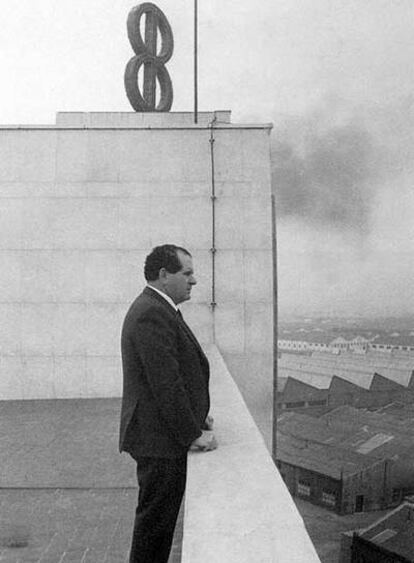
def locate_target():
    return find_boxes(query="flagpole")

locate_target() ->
[194,0,198,123]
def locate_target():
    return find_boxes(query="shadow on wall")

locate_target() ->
[221,351,274,450]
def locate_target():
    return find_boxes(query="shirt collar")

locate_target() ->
[147,285,178,311]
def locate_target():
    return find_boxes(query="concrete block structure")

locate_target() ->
[0,111,273,428]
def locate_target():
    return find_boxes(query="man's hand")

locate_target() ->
[203,414,214,430]
[190,430,218,452]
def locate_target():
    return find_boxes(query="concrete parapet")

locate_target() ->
[55,110,233,127]
[182,346,321,562]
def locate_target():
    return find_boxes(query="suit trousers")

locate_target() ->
[129,455,187,563]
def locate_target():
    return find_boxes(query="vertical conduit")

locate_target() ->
[271,194,278,461]
[209,115,218,317]
[194,0,198,124]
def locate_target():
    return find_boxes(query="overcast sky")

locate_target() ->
[1,0,413,318]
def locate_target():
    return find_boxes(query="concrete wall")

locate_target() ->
[0,112,273,416]
[342,461,393,514]
[277,461,342,513]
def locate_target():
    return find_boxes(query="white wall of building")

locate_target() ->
[0,112,273,412]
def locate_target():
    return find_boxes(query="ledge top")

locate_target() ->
[0,111,273,130]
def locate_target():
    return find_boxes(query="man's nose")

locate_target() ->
[190,276,197,285]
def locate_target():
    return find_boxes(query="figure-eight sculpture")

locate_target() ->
[124,3,174,112]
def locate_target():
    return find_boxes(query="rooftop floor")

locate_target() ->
[0,346,320,563]
[0,398,182,563]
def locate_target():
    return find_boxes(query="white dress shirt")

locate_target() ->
[146,285,178,312]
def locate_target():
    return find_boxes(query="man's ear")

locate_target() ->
[158,267,168,283]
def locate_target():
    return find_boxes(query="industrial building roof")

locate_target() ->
[278,330,334,344]
[378,524,414,561]
[372,334,414,348]
[278,411,334,442]
[376,401,414,421]
[277,406,414,480]
[279,327,414,350]
[278,368,332,389]
[277,432,382,479]
[358,502,414,561]
[322,405,414,438]
[279,351,414,388]
[277,377,288,392]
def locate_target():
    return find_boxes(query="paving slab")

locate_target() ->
[0,399,183,562]
[0,399,135,488]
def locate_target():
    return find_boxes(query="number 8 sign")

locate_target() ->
[125,3,174,112]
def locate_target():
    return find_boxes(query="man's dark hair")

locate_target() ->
[144,244,191,281]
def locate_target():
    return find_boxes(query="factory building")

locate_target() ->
[278,330,414,354]
[340,500,414,562]
[277,351,414,414]
[276,406,414,514]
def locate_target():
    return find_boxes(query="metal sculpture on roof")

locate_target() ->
[124,3,174,112]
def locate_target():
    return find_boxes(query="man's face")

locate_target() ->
[163,251,197,304]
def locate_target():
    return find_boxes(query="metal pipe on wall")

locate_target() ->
[271,193,278,461]
[194,0,198,124]
[209,116,218,315]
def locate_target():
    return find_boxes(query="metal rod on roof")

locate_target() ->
[271,194,279,462]
[194,0,198,124]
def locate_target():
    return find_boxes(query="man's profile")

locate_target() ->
[119,244,216,563]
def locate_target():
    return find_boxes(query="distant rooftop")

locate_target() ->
[356,502,414,561]
[279,330,335,344]
[372,334,414,347]
[279,351,414,388]
[279,325,414,349]
[277,406,414,480]
[277,432,381,479]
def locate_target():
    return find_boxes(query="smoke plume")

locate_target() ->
[271,110,378,233]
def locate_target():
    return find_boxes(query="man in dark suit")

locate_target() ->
[119,244,216,563]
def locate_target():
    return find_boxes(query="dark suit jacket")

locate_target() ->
[119,287,210,458]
